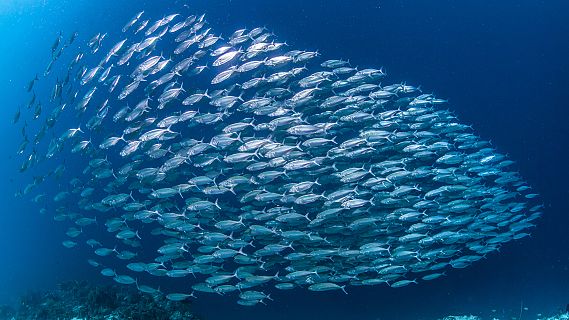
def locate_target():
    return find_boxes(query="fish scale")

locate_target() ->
[13,7,542,306]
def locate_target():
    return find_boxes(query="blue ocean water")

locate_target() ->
[0,0,567,319]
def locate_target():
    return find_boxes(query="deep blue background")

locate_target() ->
[0,0,567,319]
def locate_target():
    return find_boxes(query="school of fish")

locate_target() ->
[14,7,542,307]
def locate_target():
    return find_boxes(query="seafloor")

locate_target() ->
[0,282,567,320]
[440,315,569,320]
[0,281,200,320]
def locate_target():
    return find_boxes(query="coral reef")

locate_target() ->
[437,312,569,320]
[3,281,200,320]
[538,312,569,320]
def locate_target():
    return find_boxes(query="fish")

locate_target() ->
[13,108,21,124]
[69,31,79,45]
[62,240,77,248]
[123,11,144,33]
[27,75,38,92]
[14,7,542,308]
[51,31,63,54]
[166,293,195,301]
